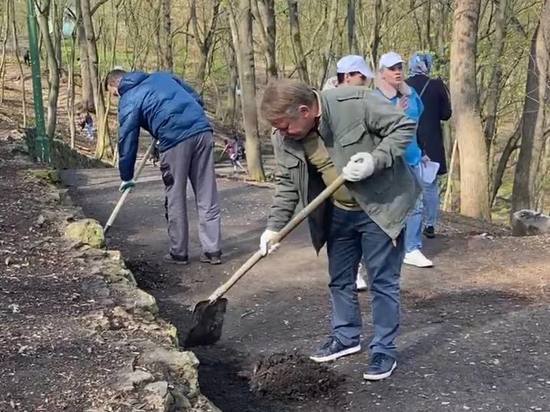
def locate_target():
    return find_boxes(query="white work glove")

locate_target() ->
[342,152,375,182]
[259,229,280,256]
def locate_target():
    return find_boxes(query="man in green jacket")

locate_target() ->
[259,79,419,381]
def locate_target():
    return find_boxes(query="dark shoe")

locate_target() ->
[163,253,189,265]
[423,225,436,238]
[309,336,361,363]
[363,353,397,381]
[200,251,222,265]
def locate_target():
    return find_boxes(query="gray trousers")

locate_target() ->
[159,131,221,258]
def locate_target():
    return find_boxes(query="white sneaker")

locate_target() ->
[403,249,433,268]
[356,272,367,291]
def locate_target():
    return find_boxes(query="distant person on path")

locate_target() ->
[406,52,452,238]
[375,51,432,268]
[222,138,246,173]
[78,112,95,141]
[105,69,222,265]
[23,49,31,66]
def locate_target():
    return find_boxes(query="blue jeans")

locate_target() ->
[405,165,423,253]
[326,207,404,358]
[422,176,439,227]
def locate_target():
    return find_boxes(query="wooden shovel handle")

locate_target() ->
[208,175,346,303]
[104,142,155,233]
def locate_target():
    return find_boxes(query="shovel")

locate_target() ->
[104,142,155,234]
[184,175,346,348]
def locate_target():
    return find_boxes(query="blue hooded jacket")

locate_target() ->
[374,78,424,166]
[117,72,212,181]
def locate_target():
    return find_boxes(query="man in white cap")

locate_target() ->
[376,51,433,268]
[337,55,374,86]
[323,55,374,91]
[323,55,374,292]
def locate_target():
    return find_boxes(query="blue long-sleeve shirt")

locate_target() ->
[375,86,424,166]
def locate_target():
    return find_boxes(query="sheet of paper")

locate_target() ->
[420,160,440,184]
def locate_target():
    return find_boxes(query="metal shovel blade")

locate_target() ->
[184,298,228,348]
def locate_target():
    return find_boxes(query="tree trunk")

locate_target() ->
[0,1,10,104]
[67,34,77,148]
[347,0,357,54]
[425,0,433,51]
[226,41,238,128]
[491,129,520,205]
[190,0,221,92]
[77,6,94,111]
[483,0,508,148]
[318,1,338,88]
[160,0,173,71]
[443,139,459,212]
[370,0,383,67]
[228,0,265,181]
[35,0,60,139]
[10,0,27,127]
[52,0,62,71]
[253,0,277,80]
[109,0,119,69]
[154,1,162,71]
[511,0,550,213]
[450,0,491,220]
[221,38,238,128]
[287,0,309,84]
[79,0,111,159]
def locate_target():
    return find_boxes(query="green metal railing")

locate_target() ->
[26,0,49,162]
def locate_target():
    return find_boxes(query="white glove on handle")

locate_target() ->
[342,152,375,182]
[259,229,280,256]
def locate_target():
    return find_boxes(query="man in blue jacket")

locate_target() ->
[374,52,432,268]
[105,69,222,265]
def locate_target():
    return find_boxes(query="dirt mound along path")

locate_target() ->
[250,352,342,401]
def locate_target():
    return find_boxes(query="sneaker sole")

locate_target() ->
[403,259,434,268]
[200,257,222,265]
[309,344,361,363]
[363,361,397,381]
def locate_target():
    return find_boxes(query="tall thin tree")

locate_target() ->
[35,0,60,138]
[287,0,309,83]
[228,0,265,181]
[511,0,550,213]
[450,0,491,219]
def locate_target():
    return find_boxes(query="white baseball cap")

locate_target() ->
[336,55,374,78]
[379,52,404,69]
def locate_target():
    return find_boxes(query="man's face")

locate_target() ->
[344,72,369,87]
[381,63,404,89]
[107,84,119,97]
[271,105,317,140]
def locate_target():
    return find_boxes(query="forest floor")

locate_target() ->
[2,62,550,411]
[62,160,550,412]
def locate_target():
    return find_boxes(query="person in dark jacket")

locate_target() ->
[405,52,452,238]
[105,69,222,265]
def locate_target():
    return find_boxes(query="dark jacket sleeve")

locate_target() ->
[171,75,204,107]
[437,79,452,121]
[364,93,417,172]
[118,99,142,181]
[266,133,300,231]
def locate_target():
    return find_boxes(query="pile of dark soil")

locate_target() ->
[250,352,342,401]
[125,260,167,290]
